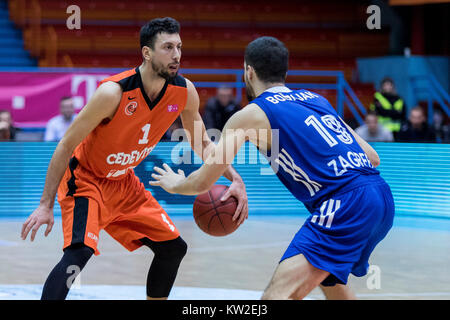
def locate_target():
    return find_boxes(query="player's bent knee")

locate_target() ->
[170,236,188,261]
[162,236,187,261]
[41,243,94,300]
[142,236,187,261]
[63,243,95,266]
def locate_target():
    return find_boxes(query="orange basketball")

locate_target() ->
[193,185,239,236]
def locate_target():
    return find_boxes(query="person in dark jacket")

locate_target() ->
[397,106,436,142]
[432,109,450,143]
[202,85,241,135]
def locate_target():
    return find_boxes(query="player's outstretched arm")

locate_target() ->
[151,103,269,224]
[179,79,248,219]
[152,103,268,193]
[21,81,122,241]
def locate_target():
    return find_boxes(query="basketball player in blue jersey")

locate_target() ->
[150,37,395,300]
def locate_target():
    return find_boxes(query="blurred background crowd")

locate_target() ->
[0,0,448,143]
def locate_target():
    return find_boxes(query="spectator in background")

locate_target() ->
[355,111,394,142]
[0,109,17,140]
[202,85,240,135]
[432,109,450,143]
[0,119,10,141]
[370,77,406,139]
[44,96,76,142]
[397,106,436,143]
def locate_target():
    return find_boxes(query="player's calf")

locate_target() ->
[141,236,187,299]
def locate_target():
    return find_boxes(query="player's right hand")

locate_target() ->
[21,205,54,241]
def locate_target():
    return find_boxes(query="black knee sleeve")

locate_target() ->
[41,244,94,300]
[142,236,187,298]
[142,236,187,260]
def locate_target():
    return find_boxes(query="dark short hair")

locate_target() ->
[140,17,180,49]
[60,96,72,102]
[381,77,394,86]
[244,36,289,83]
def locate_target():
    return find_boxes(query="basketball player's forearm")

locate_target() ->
[199,140,241,182]
[174,168,216,195]
[40,143,73,209]
[350,130,380,167]
[342,119,380,167]
[199,139,215,162]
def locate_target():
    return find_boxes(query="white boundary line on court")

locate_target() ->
[1,284,449,300]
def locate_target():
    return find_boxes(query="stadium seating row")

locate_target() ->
[9,0,387,68]
[32,0,369,27]
[47,25,389,58]
[6,0,381,110]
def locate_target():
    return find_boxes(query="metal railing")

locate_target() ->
[181,68,368,126]
[410,74,450,126]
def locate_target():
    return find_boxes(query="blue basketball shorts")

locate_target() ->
[280,179,395,286]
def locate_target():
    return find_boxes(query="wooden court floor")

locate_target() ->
[1,214,449,300]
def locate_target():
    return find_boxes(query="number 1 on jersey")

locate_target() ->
[138,123,151,144]
[304,115,338,147]
[305,115,354,147]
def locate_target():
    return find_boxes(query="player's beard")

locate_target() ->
[151,59,177,81]
[244,73,256,102]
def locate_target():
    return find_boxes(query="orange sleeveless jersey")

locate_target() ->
[73,67,188,180]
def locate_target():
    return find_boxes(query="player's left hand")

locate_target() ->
[221,177,248,226]
[150,163,185,194]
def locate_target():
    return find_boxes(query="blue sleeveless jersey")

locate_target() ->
[253,87,382,213]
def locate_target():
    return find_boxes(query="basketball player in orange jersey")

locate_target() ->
[20,17,248,300]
